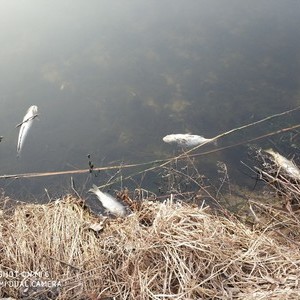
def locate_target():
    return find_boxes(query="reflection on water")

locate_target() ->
[1,0,300,200]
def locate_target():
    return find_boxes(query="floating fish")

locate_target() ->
[264,148,300,180]
[0,136,3,142]
[89,184,127,217]
[163,134,216,148]
[17,105,38,157]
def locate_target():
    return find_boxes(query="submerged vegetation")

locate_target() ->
[1,142,300,299]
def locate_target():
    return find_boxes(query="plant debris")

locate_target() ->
[1,193,300,299]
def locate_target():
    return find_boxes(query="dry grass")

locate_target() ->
[0,193,300,300]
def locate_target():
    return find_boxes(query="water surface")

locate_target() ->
[1,0,300,200]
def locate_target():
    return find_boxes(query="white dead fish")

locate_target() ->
[264,148,300,180]
[17,105,38,157]
[163,134,216,148]
[89,184,127,217]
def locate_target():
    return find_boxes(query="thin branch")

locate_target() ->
[15,114,39,128]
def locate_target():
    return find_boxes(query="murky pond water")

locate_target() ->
[1,0,300,201]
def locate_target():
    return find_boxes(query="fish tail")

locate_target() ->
[89,184,99,194]
[264,148,274,153]
[16,145,21,158]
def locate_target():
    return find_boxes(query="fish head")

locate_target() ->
[163,135,175,144]
[29,105,38,114]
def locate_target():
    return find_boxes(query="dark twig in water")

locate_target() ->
[15,114,39,128]
[87,154,95,174]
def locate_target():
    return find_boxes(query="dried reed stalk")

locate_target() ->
[1,195,300,299]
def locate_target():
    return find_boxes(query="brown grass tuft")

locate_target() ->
[1,195,300,299]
